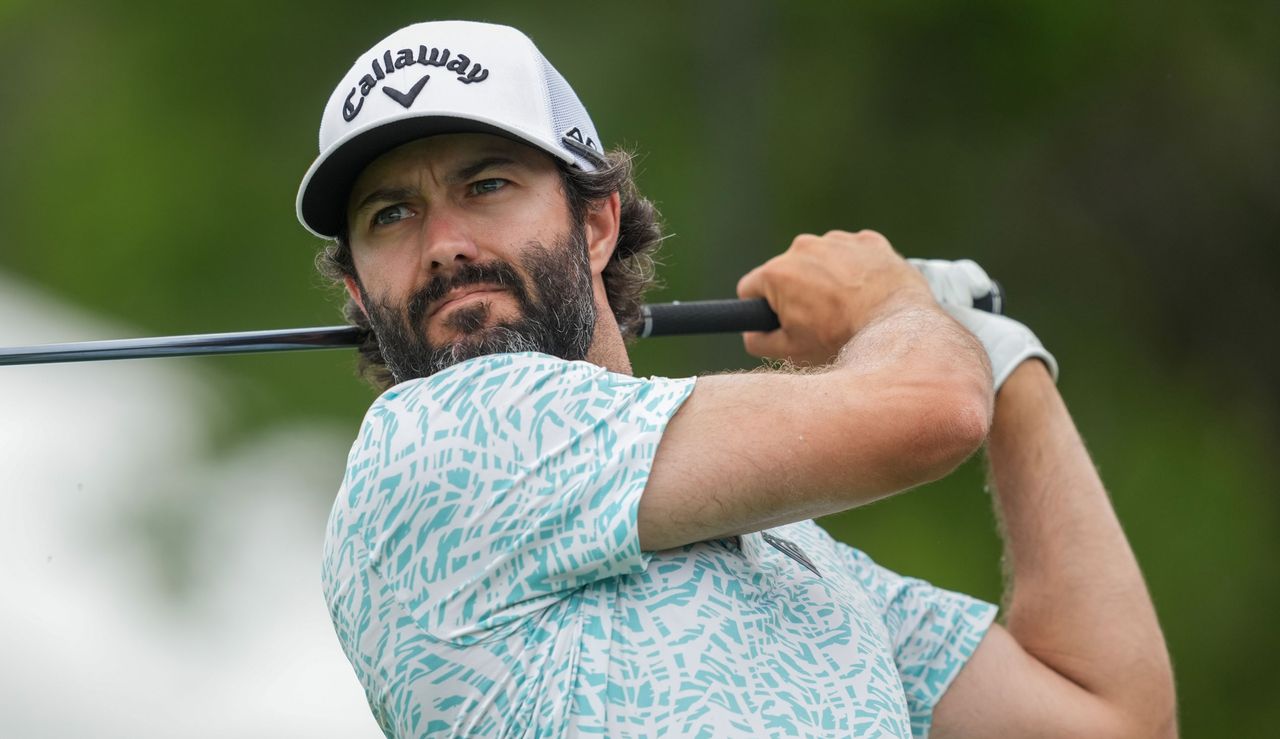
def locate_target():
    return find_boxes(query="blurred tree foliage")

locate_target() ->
[1,1,1276,734]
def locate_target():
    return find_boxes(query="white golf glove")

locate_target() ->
[910,258,1058,392]
[908,258,996,311]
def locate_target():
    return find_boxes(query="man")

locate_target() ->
[299,20,1176,738]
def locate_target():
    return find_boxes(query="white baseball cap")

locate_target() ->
[296,20,605,238]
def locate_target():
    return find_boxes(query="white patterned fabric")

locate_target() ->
[321,352,997,738]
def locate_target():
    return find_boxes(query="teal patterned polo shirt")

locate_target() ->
[321,352,996,737]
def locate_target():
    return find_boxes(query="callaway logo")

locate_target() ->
[343,46,491,122]
[383,75,432,108]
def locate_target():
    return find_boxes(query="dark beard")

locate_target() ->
[360,227,597,384]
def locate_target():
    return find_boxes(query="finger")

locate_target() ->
[939,265,973,307]
[736,266,767,300]
[955,259,993,298]
[742,327,793,359]
[909,258,948,305]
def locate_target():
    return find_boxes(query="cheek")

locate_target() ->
[351,246,415,299]
[484,183,574,244]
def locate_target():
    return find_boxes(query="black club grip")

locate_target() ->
[638,282,1003,338]
[639,299,779,338]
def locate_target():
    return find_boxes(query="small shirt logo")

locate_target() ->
[342,46,490,123]
[761,530,823,578]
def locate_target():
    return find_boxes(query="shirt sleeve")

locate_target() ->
[339,352,694,645]
[835,543,998,738]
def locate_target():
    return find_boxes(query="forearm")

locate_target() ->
[837,295,992,400]
[987,361,1175,731]
[640,298,992,551]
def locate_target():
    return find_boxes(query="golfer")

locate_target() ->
[300,20,1175,738]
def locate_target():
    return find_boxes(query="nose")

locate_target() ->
[417,208,479,273]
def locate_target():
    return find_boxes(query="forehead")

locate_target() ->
[349,133,556,197]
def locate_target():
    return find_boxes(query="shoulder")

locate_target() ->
[327,353,695,634]
[366,352,692,423]
[345,352,695,482]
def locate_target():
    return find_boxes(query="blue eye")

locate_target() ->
[469,178,508,195]
[372,204,413,226]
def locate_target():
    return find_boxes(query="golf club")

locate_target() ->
[0,287,1002,367]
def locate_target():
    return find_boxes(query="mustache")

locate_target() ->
[404,260,531,329]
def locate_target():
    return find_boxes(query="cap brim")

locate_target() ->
[296,114,574,239]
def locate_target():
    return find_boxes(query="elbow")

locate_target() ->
[1129,664,1180,739]
[1151,706,1180,739]
[955,382,994,453]
[911,378,992,482]
[830,364,993,495]
[1108,696,1180,739]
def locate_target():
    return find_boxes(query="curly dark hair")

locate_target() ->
[314,148,665,390]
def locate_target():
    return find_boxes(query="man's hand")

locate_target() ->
[736,230,935,366]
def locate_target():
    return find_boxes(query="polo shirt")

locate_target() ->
[322,352,995,737]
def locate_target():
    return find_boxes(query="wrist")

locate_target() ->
[988,358,1077,481]
[999,357,1054,396]
[836,288,931,345]
[869,285,941,322]
[992,359,1057,433]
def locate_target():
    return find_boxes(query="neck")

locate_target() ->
[585,295,633,375]
[586,320,632,375]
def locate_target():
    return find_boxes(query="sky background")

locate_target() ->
[1,1,1277,736]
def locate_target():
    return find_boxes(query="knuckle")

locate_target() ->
[789,233,821,252]
[856,229,897,253]
[758,255,789,281]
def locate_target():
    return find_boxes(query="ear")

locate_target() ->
[584,191,621,276]
[343,274,368,317]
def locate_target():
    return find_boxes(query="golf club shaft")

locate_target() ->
[0,287,1002,367]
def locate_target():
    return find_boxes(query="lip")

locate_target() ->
[427,286,506,318]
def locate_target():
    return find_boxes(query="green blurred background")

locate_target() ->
[1,0,1276,734]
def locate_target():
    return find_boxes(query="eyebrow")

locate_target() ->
[352,155,523,215]
[443,155,519,185]
[353,186,419,215]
